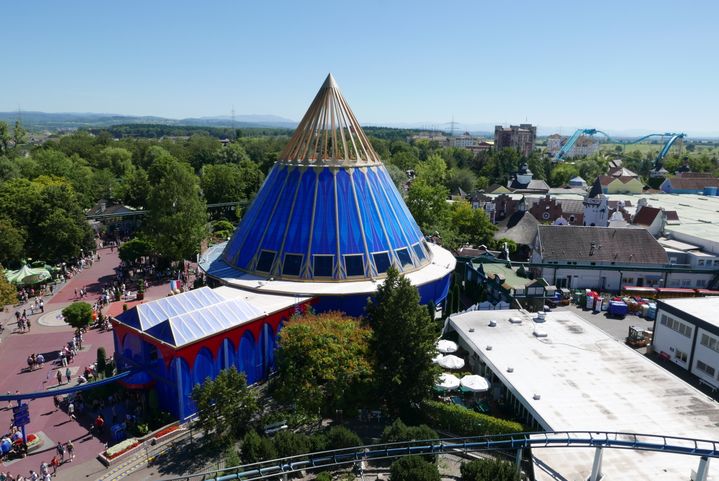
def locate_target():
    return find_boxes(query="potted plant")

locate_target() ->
[136,281,145,301]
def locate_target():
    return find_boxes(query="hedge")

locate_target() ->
[421,400,523,436]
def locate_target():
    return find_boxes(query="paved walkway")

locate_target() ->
[0,248,175,479]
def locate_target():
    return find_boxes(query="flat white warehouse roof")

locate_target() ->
[449,310,719,481]
[658,296,719,329]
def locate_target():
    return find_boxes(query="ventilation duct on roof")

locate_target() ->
[509,317,522,324]
[489,319,497,327]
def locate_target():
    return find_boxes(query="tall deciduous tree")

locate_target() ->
[191,367,258,442]
[366,267,439,415]
[406,179,448,233]
[0,217,25,267]
[275,313,373,415]
[0,269,17,309]
[145,154,207,261]
[200,162,262,205]
[444,201,497,250]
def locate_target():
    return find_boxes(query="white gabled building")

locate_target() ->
[652,297,719,391]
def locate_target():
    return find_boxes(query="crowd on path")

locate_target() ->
[0,439,75,480]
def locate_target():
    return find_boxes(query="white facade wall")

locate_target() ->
[538,266,666,291]
[653,310,695,369]
[692,328,719,389]
[665,272,714,288]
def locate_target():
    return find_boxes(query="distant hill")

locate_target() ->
[0,111,297,131]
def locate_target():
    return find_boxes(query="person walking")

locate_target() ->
[53,396,60,413]
[56,370,62,386]
[55,442,65,462]
[67,401,75,420]
[29,470,38,481]
[65,441,74,462]
[50,455,59,475]
[65,367,71,385]
[93,414,105,435]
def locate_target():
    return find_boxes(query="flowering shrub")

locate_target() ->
[105,438,139,459]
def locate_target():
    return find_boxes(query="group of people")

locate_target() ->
[13,311,32,334]
[24,354,45,372]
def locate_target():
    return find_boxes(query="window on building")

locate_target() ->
[681,279,692,287]
[697,279,707,288]
[282,254,303,277]
[256,251,276,273]
[696,360,716,378]
[623,278,634,285]
[701,333,719,353]
[313,255,334,278]
[412,243,426,262]
[395,248,413,268]
[661,314,693,338]
[344,254,365,277]
[698,259,705,266]
[675,349,688,363]
[373,252,391,274]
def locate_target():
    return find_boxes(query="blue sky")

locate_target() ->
[2,0,718,135]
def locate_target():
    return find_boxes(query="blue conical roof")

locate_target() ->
[222,74,432,281]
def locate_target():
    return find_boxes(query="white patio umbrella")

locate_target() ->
[437,354,465,370]
[460,375,490,393]
[436,339,458,354]
[435,373,461,391]
[432,353,444,364]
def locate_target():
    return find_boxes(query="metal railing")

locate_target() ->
[159,430,719,481]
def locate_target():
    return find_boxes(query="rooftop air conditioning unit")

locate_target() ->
[533,394,541,400]
[486,345,492,351]
[469,328,475,333]
[489,320,497,327]
[533,329,548,338]
[507,367,514,373]
[534,312,546,323]
[509,317,522,324]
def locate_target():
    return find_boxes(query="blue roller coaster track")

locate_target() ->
[553,129,610,162]
[161,430,719,481]
[623,132,686,170]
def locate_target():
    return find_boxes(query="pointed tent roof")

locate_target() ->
[280,73,381,167]
[221,75,432,282]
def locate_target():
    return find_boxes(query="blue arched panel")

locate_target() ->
[219,338,235,371]
[367,168,407,250]
[238,331,258,385]
[122,333,143,367]
[353,170,390,253]
[258,323,276,379]
[283,168,317,256]
[261,167,301,252]
[193,347,215,387]
[311,168,338,257]
[170,357,193,420]
[335,169,365,255]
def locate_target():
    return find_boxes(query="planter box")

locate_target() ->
[97,422,183,467]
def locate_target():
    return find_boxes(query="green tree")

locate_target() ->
[326,426,362,449]
[200,163,247,204]
[118,237,154,263]
[186,134,222,171]
[443,201,496,250]
[272,430,311,458]
[119,167,151,208]
[415,154,447,187]
[96,347,107,378]
[12,121,27,151]
[0,217,25,267]
[406,179,448,233]
[97,146,133,177]
[145,154,207,261]
[275,313,373,415]
[385,163,409,192]
[381,419,437,443]
[549,163,579,187]
[460,458,519,481]
[191,367,258,442]
[0,269,17,309]
[0,122,10,155]
[390,456,440,481]
[446,168,477,194]
[391,150,420,172]
[214,142,250,164]
[366,267,440,415]
[241,430,277,464]
[62,302,93,331]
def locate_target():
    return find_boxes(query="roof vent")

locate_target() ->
[509,317,522,324]
[534,329,548,338]
[468,328,475,333]
[507,367,514,373]
[486,345,492,351]
[489,319,497,327]
[533,393,541,400]
[534,312,546,323]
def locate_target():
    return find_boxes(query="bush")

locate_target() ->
[326,426,362,449]
[390,455,440,481]
[272,430,310,458]
[309,432,328,452]
[315,473,332,481]
[421,400,523,436]
[62,302,93,330]
[241,430,277,464]
[225,445,242,468]
[381,419,438,443]
[460,458,519,481]
[96,347,107,377]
